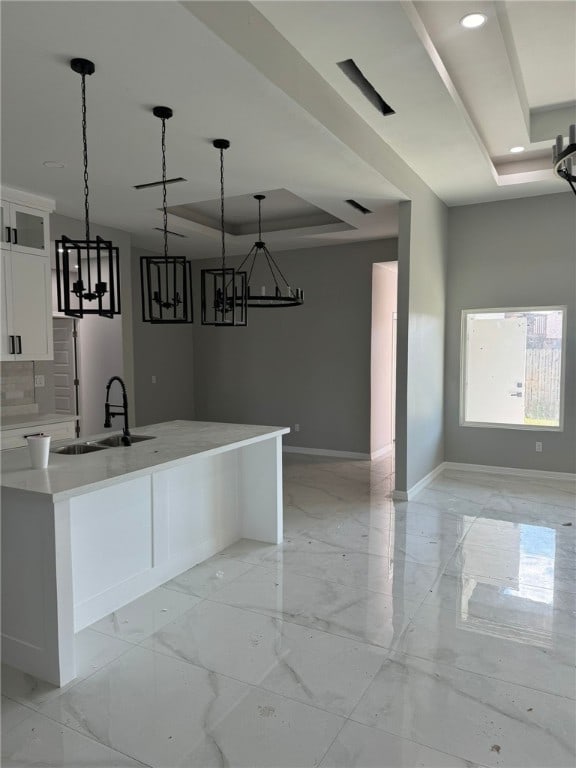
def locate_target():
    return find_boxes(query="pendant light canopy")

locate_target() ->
[140,107,193,323]
[553,124,576,196]
[56,58,121,319]
[237,195,304,308]
[201,140,248,326]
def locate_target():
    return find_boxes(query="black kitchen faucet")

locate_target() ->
[104,376,131,446]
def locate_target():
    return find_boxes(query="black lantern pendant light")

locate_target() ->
[201,140,248,326]
[237,195,304,307]
[553,124,576,196]
[56,58,121,319]
[140,107,193,323]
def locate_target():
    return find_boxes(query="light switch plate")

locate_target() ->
[34,374,45,387]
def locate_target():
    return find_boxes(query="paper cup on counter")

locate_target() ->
[27,434,51,469]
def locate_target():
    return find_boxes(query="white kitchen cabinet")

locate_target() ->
[1,199,51,257]
[1,421,288,685]
[0,186,55,362]
[1,248,53,360]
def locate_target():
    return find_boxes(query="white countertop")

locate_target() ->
[1,413,78,431]
[0,420,289,501]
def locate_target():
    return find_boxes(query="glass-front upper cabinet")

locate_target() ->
[1,201,50,256]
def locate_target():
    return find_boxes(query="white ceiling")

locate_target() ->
[1,1,574,258]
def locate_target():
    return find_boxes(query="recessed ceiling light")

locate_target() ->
[43,160,65,168]
[510,146,525,153]
[460,13,487,29]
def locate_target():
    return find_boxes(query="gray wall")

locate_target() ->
[445,192,575,473]
[396,197,448,490]
[131,247,195,426]
[188,2,449,492]
[193,239,397,454]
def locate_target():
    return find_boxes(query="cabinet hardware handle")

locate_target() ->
[16,335,22,355]
[5,226,11,243]
[8,335,15,354]
[12,228,18,245]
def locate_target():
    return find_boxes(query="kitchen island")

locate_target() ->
[1,420,289,686]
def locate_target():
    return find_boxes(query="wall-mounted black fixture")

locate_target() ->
[553,124,576,196]
[201,140,248,326]
[55,58,121,318]
[140,107,193,323]
[237,195,304,308]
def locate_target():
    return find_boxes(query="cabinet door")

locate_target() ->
[10,204,50,256]
[0,249,15,360]
[10,253,53,360]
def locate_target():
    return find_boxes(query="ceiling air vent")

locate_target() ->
[153,227,186,238]
[337,59,395,117]
[345,199,373,215]
[134,177,187,190]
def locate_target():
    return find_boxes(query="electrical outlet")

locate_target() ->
[34,374,45,388]
[151,375,157,384]
[535,441,543,453]
[294,423,300,433]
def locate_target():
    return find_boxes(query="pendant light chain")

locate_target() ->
[161,116,168,260]
[80,73,90,243]
[200,138,247,326]
[80,71,92,294]
[141,105,193,324]
[220,146,226,270]
[258,196,263,241]
[58,58,121,318]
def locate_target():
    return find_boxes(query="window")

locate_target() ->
[461,307,566,430]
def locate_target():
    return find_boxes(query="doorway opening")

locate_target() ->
[370,262,398,461]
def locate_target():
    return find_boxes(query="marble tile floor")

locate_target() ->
[2,454,575,767]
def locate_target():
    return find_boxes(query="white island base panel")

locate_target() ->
[1,430,285,687]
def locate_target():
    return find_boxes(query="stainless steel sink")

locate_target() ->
[53,443,109,455]
[96,434,156,447]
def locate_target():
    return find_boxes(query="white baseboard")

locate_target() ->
[392,462,445,501]
[443,462,576,482]
[393,460,575,501]
[370,443,394,461]
[283,446,370,460]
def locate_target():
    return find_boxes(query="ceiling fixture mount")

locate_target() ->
[140,107,193,323]
[509,146,525,154]
[237,195,304,308]
[153,227,186,238]
[56,58,121,319]
[201,140,248,326]
[553,124,576,196]
[460,13,487,29]
[133,176,187,190]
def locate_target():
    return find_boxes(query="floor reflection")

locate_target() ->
[2,456,575,768]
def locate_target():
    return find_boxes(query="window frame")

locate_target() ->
[459,306,567,432]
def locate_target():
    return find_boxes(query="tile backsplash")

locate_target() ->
[1,361,35,406]
[1,360,57,419]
